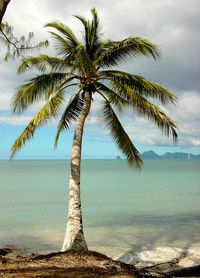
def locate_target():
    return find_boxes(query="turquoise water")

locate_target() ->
[0,159,200,257]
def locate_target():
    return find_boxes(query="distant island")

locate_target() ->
[116,155,121,160]
[141,150,200,159]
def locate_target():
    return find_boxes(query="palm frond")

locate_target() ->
[54,92,84,147]
[71,44,95,76]
[93,40,115,63]
[10,91,65,158]
[112,82,178,142]
[45,21,80,48]
[48,31,79,61]
[96,82,128,111]
[89,7,101,58]
[11,73,68,114]
[74,15,90,52]
[17,55,68,74]
[100,70,176,105]
[75,8,100,59]
[97,37,160,67]
[101,99,142,168]
[91,7,100,35]
[46,76,78,99]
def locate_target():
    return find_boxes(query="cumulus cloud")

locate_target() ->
[3,0,200,92]
[2,0,200,93]
[121,92,200,147]
[0,92,13,110]
[172,92,200,122]
[0,112,60,126]
[0,114,33,125]
[192,139,200,146]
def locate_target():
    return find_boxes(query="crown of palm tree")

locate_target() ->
[11,8,177,167]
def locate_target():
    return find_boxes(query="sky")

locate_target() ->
[0,0,200,159]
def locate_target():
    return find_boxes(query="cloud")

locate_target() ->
[172,92,200,122]
[0,114,33,125]
[0,112,61,126]
[2,0,200,93]
[121,92,200,147]
[192,139,200,146]
[0,92,13,110]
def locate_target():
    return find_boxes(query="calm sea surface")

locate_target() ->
[0,159,200,257]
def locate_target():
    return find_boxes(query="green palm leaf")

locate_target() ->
[90,8,100,54]
[100,70,176,105]
[11,73,68,114]
[10,90,65,158]
[45,22,80,48]
[96,82,128,111]
[74,15,90,53]
[111,81,178,142]
[101,99,142,168]
[75,8,100,59]
[17,55,68,74]
[48,31,79,61]
[54,92,84,147]
[97,37,160,67]
[70,44,95,76]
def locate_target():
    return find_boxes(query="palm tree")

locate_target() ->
[10,8,177,251]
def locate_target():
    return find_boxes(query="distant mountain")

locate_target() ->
[161,152,187,159]
[115,155,121,160]
[190,154,200,159]
[141,151,160,159]
[141,150,200,159]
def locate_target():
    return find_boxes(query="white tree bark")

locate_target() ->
[62,91,91,251]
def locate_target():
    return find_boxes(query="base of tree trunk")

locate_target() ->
[0,248,200,278]
[61,230,88,251]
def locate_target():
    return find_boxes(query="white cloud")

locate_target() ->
[0,115,32,125]
[120,92,200,147]
[0,113,60,126]
[174,92,200,121]
[192,139,200,146]
[0,92,13,110]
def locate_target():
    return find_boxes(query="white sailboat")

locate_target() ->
[187,152,191,160]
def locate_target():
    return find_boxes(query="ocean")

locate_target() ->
[0,159,200,260]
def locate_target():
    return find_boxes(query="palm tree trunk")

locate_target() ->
[61,90,91,251]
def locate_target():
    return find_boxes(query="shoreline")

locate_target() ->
[1,241,200,269]
[0,248,200,278]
